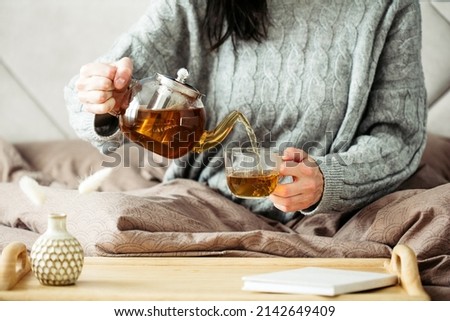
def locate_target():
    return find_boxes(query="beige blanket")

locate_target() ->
[0,137,449,300]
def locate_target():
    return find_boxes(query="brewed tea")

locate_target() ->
[227,170,279,198]
[120,107,206,159]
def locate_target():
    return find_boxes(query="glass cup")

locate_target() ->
[225,146,281,199]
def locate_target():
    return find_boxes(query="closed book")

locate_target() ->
[242,267,398,296]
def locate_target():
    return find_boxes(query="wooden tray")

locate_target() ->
[0,243,430,301]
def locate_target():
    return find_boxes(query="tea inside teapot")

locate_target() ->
[120,106,207,159]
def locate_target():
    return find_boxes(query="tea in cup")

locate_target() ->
[225,147,281,199]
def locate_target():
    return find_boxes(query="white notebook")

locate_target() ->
[242,267,398,296]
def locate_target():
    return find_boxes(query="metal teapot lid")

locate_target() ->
[158,68,202,99]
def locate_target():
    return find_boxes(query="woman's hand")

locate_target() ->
[269,147,324,212]
[75,57,133,116]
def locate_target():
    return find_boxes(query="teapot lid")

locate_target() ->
[158,68,202,99]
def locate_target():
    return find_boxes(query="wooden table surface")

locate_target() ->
[0,252,430,301]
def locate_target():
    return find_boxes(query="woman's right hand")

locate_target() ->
[75,57,133,116]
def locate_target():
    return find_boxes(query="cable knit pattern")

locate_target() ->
[65,0,427,223]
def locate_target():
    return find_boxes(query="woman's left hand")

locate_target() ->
[269,147,324,212]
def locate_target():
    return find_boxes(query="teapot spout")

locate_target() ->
[192,110,251,153]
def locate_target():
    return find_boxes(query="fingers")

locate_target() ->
[76,74,115,114]
[112,57,133,90]
[75,58,133,114]
[76,73,115,92]
[79,62,117,79]
[269,191,317,212]
[269,148,324,212]
[77,86,113,105]
[280,159,317,178]
[76,63,117,109]
[282,147,308,162]
[82,98,117,115]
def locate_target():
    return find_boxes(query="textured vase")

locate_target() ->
[30,213,84,286]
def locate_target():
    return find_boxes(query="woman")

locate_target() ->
[64,0,450,300]
[66,0,427,222]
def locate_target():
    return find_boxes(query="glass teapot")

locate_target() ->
[119,68,253,159]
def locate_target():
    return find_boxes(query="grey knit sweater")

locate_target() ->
[65,0,427,223]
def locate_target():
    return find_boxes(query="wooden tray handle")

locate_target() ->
[0,242,31,291]
[386,244,430,300]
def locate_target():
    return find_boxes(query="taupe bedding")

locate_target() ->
[0,136,449,300]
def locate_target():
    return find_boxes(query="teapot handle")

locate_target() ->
[127,78,141,102]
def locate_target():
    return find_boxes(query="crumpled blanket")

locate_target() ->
[0,137,449,300]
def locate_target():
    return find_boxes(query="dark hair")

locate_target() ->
[203,0,270,51]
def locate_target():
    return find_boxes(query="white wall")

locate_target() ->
[0,0,149,142]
